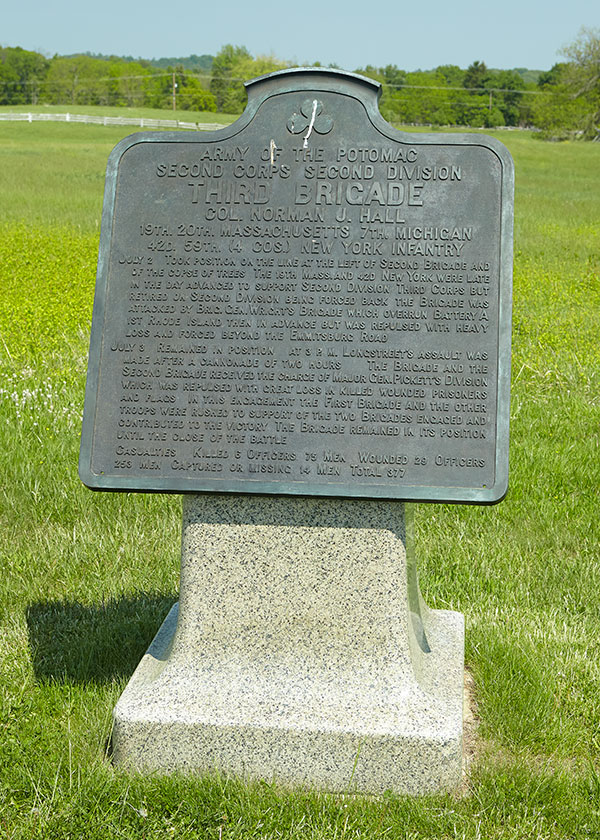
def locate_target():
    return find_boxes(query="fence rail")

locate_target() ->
[0,112,226,131]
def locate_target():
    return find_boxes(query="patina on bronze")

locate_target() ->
[79,68,513,503]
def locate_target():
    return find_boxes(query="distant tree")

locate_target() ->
[559,26,600,137]
[108,61,153,107]
[210,45,252,111]
[352,65,399,120]
[435,65,465,87]
[151,55,213,75]
[531,90,586,138]
[169,65,216,112]
[209,45,287,112]
[353,65,384,83]
[381,64,406,88]
[508,67,543,85]
[44,55,108,105]
[531,61,588,138]
[0,47,48,104]
[537,62,569,88]
[528,31,600,139]
[389,70,462,126]
[0,58,19,105]
[487,69,526,125]
[463,60,489,89]
[188,55,214,73]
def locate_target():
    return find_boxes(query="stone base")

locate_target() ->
[112,495,464,795]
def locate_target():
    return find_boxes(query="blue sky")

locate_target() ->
[3,0,598,71]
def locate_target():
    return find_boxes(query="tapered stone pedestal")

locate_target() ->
[111,494,464,794]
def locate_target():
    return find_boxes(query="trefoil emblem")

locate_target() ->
[287,99,334,147]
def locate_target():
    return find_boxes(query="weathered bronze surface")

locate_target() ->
[80,68,513,502]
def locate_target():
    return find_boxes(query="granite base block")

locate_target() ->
[112,495,464,795]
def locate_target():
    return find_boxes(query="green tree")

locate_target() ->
[108,60,152,107]
[381,64,406,88]
[459,61,493,126]
[0,47,48,104]
[463,60,489,90]
[353,65,403,122]
[435,64,465,87]
[537,62,569,88]
[0,60,19,105]
[486,69,526,125]
[559,26,600,138]
[210,44,252,111]
[171,66,216,112]
[388,70,462,126]
[531,62,587,138]
[210,45,287,113]
[44,55,107,104]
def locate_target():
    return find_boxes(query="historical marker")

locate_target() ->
[80,68,513,503]
[87,67,513,793]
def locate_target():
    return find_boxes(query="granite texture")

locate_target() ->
[112,494,464,794]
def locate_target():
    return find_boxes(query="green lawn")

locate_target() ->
[0,113,599,838]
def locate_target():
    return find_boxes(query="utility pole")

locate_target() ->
[172,73,177,111]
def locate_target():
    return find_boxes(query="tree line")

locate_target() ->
[0,48,218,112]
[0,28,598,138]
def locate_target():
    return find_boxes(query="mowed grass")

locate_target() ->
[0,110,235,231]
[0,113,599,838]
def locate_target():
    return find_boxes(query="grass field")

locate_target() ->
[0,110,599,838]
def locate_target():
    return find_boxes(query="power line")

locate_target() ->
[0,69,549,96]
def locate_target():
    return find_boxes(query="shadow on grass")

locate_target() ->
[25,592,177,683]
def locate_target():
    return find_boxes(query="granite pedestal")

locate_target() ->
[111,495,464,794]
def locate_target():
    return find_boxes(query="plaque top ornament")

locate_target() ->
[80,68,514,503]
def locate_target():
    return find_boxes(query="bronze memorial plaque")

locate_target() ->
[80,68,513,503]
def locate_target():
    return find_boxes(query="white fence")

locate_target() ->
[0,112,226,131]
